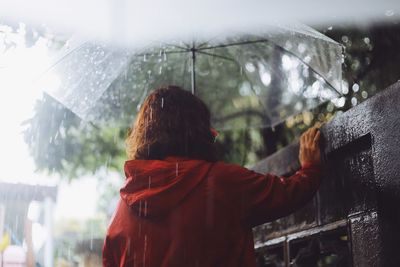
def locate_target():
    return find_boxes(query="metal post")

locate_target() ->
[190,46,196,95]
[44,197,54,267]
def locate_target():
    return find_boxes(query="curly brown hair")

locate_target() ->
[126,86,217,161]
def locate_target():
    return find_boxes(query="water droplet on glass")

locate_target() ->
[297,43,306,53]
[245,62,256,73]
[351,97,358,106]
[361,91,368,99]
[352,83,360,93]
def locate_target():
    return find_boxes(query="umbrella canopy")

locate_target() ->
[41,23,343,129]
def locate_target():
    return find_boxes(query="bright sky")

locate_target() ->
[0,24,99,221]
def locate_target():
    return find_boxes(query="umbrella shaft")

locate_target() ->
[190,48,196,95]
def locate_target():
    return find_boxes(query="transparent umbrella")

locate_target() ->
[40,23,343,129]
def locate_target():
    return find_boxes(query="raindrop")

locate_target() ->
[240,67,243,75]
[327,26,333,31]
[351,97,358,106]
[302,68,309,78]
[143,235,148,267]
[297,43,306,53]
[342,86,349,95]
[159,66,162,74]
[161,97,164,108]
[163,51,167,61]
[143,54,147,62]
[261,72,271,86]
[327,103,334,112]
[361,91,368,99]
[176,163,179,177]
[245,62,256,73]
[239,81,251,96]
[148,176,151,189]
[294,102,303,111]
[282,55,293,70]
[341,35,349,43]
[352,83,360,93]
[312,81,320,91]
[127,238,131,256]
[332,96,346,108]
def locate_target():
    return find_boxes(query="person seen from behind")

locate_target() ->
[102,85,321,267]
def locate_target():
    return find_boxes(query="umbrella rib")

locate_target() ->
[272,45,343,96]
[195,51,236,62]
[37,41,88,78]
[157,42,190,51]
[133,49,189,58]
[197,38,343,95]
[196,39,272,51]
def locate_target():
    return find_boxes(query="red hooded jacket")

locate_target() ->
[102,156,321,267]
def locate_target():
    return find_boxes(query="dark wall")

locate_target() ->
[252,82,400,267]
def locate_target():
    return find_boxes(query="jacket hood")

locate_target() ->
[120,157,213,218]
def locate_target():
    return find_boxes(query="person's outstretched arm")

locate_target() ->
[221,127,322,227]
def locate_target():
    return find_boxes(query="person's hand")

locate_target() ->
[299,126,321,167]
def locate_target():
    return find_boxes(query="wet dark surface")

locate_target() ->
[322,133,376,223]
[252,81,400,266]
[256,242,286,267]
[350,212,382,267]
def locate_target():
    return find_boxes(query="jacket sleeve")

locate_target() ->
[102,236,116,267]
[222,163,321,227]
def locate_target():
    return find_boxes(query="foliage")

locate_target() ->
[23,95,127,179]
